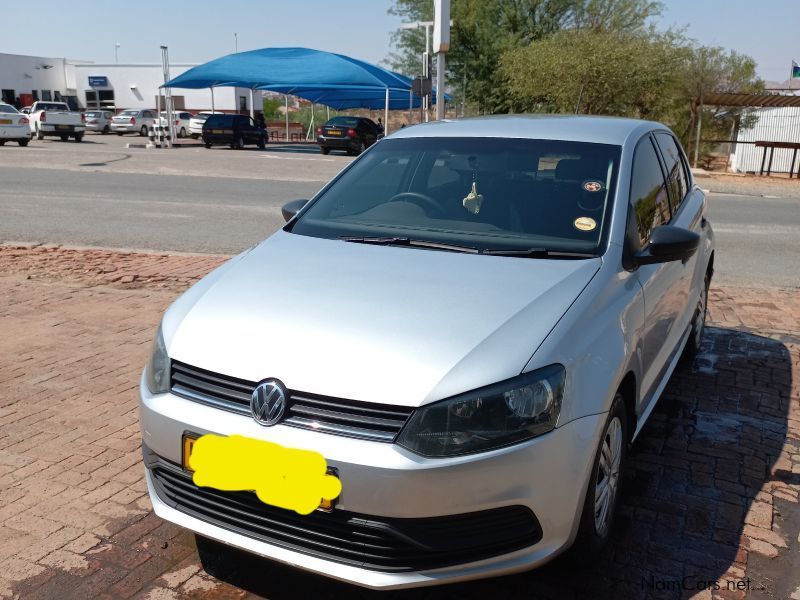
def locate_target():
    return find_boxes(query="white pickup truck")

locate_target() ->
[28,101,86,142]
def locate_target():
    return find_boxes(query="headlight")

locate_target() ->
[396,364,565,457]
[145,323,170,394]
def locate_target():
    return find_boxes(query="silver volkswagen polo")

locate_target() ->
[139,115,714,589]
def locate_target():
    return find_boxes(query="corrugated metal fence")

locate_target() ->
[731,107,800,173]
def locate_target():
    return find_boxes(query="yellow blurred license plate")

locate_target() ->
[211,129,224,134]
[56,125,70,130]
[0,119,11,124]
[326,130,341,136]
[182,434,338,511]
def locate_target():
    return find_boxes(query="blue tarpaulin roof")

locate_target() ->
[162,47,445,110]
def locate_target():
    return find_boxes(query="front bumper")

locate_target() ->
[139,373,605,589]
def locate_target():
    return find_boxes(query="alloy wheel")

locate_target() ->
[594,416,622,536]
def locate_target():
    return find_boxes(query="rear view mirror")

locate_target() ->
[632,225,700,266]
[281,199,309,222]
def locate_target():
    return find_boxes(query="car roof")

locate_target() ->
[389,114,670,146]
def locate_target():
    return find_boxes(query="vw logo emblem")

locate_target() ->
[251,380,287,426]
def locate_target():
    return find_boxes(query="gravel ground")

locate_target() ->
[693,172,800,199]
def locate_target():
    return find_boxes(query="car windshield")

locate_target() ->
[194,113,213,121]
[291,137,621,255]
[326,117,359,127]
[119,110,138,116]
[85,111,101,117]
[0,105,19,114]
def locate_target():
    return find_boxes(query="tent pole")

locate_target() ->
[285,95,289,142]
[408,88,412,126]
[327,106,330,120]
[306,102,315,141]
[210,87,215,112]
[249,88,255,119]
[384,87,389,135]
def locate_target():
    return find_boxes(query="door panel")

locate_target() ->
[628,135,683,411]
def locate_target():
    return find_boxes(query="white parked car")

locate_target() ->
[111,109,157,136]
[0,103,31,146]
[159,111,193,138]
[28,101,86,142]
[189,111,221,139]
[84,110,115,134]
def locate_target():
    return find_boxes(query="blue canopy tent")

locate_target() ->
[161,47,446,137]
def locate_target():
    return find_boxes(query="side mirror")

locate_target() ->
[281,199,308,223]
[632,225,700,266]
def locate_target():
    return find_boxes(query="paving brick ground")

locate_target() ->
[1,244,798,600]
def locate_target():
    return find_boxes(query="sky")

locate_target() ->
[2,0,797,83]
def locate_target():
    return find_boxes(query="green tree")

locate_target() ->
[386,0,662,113]
[262,98,283,119]
[501,28,684,118]
[675,46,762,161]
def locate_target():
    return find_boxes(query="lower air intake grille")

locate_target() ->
[150,461,542,572]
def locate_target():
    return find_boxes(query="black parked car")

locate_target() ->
[316,116,382,156]
[202,114,267,149]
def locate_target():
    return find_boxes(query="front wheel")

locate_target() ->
[320,146,330,155]
[74,134,83,143]
[204,143,212,149]
[230,135,244,150]
[18,139,28,147]
[683,273,710,360]
[60,135,69,141]
[257,136,266,149]
[569,393,627,565]
[37,128,45,140]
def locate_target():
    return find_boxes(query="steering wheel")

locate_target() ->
[388,192,444,217]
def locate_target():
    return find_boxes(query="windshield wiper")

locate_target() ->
[481,247,597,259]
[340,236,480,254]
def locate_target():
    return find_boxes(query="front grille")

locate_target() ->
[149,460,541,572]
[170,361,415,442]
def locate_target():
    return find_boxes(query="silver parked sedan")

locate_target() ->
[140,115,714,589]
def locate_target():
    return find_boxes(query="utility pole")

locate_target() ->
[433,0,450,121]
[234,33,238,53]
[115,43,120,64]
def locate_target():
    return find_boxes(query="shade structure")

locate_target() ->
[162,47,445,110]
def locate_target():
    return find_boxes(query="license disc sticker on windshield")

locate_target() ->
[583,180,603,193]
[574,217,597,232]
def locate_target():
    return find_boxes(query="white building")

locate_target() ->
[72,63,260,113]
[0,52,87,108]
[729,79,800,174]
[1,53,261,113]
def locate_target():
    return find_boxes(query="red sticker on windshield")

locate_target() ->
[583,180,603,193]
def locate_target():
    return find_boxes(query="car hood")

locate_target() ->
[165,230,601,407]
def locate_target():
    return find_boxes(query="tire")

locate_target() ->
[60,135,69,141]
[230,135,244,150]
[102,125,109,134]
[17,139,28,147]
[257,136,266,149]
[191,133,199,139]
[36,128,44,140]
[178,127,186,138]
[204,143,212,149]
[0,140,5,146]
[683,273,710,361]
[320,146,330,155]
[355,140,366,155]
[569,393,627,565]
[74,134,83,143]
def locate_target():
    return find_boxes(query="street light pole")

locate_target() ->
[433,0,450,121]
[234,33,238,53]
[400,21,434,123]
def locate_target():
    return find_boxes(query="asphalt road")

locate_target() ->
[0,166,324,254]
[0,157,798,287]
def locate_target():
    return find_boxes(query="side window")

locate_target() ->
[630,137,671,247]
[654,133,689,213]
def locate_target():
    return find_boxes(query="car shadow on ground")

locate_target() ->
[195,326,794,600]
